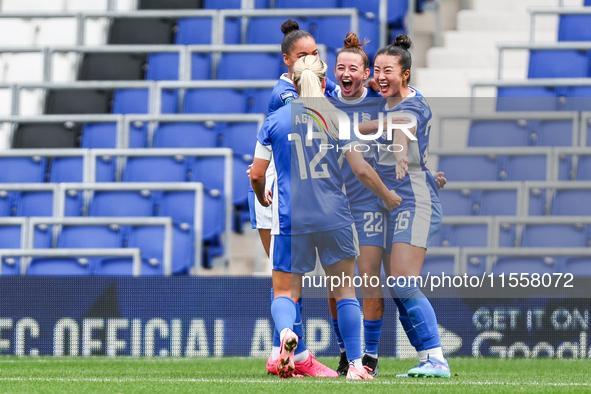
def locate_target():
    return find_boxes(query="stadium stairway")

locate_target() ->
[414,0,583,97]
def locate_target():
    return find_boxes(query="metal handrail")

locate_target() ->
[529,7,591,43]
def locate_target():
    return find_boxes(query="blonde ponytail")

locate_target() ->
[293,55,341,140]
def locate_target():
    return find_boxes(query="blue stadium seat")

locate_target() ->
[247,17,308,45]
[0,225,22,249]
[575,156,591,180]
[112,89,178,114]
[63,189,84,217]
[1,255,20,275]
[152,123,219,148]
[437,156,500,181]
[221,123,257,207]
[551,190,591,216]
[255,0,270,7]
[498,224,517,247]
[202,191,224,242]
[81,123,118,148]
[558,154,574,181]
[0,157,47,183]
[388,0,409,25]
[309,16,351,51]
[122,156,190,182]
[276,0,338,7]
[521,224,587,248]
[58,225,123,249]
[223,17,241,44]
[438,189,474,216]
[27,257,94,276]
[129,122,149,148]
[0,192,11,216]
[249,88,274,115]
[528,50,590,78]
[95,156,117,182]
[492,257,556,275]
[527,187,547,216]
[478,190,518,216]
[357,15,379,59]
[503,155,547,181]
[561,257,591,276]
[15,191,54,217]
[468,121,531,147]
[49,157,84,183]
[146,53,179,80]
[157,191,195,273]
[217,52,284,80]
[558,15,591,41]
[93,257,140,275]
[565,86,591,111]
[443,224,488,247]
[192,157,226,191]
[496,87,558,112]
[341,0,380,16]
[187,53,212,80]
[88,191,155,217]
[183,88,248,113]
[204,0,239,7]
[175,17,213,45]
[33,225,52,248]
[127,226,166,275]
[420,255,454,277]
[534,120,574,146]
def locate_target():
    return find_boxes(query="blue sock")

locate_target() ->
[393,297,425,351]
[392,281,441,350]
[293,299,307,355]
[332,318,345,351]
[271,296,297,335]
[363,318,383,355]
[336,299,362,361]
[273,328,280,347]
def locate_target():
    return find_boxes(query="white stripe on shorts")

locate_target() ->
[409,170,432,248]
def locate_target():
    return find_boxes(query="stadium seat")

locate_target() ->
[247,17,308,45]
[521,224,587,248]
[357,15,380,59]
[126,226,166,275]
[420,255,454,277]
[342,0,380,16]
[191,53,212,80]
[58,225,124,249]
[438,189,474,216]
[437,156,500,181]
[528,50,590,79]
[223,18,241,44]
[221,123,257,206]
[503,155,547,181]
[108,18,176,44]
[79,53,147,81]
[496,87,558,112]
[192,157,226,192]
[45,89,112,115]
[14,191,54,217]
[468,120,531,147]
[35,18,77,46]
[112,89,178,114]
[27,257,94,276]
[89,191,155,217]
[152,123,219,148]
[442,224,488,247]
[276,0,338,7]
[249,88,274,115]
[0,19,36,46]
[309,16,351,51]
[0,192,11,216]
[217,53,284,80]
[575,156,591,180]
[122,156,190,182]
[1,256,21,276]
[33,224,52,248]
[558,15,591,41]
[63,190,84,217]
[49,157,84,183]
[176,18,213,45]
[527,187,547,216]
[157,191,196,273]
[3,53,44,83]
[551,190,591,216]
[201,192,225,242]
[561,257,591,276]
[492,257,556,275]
[565,87,591,112]
[146,53,179,81]
[183,89,248,113]
[204,0,239,7]
[139,0,202,9]
[81,123,118,148]
[387,0,409,25]
[95,156,117,182]
[0,157,47,183]
[0,225,23,249]
[534,120,574,147]
[13,123,81,149]
[478,190,518,216]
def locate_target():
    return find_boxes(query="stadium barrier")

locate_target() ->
[529,6,591,43]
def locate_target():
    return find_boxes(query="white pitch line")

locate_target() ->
[0,377,589,386]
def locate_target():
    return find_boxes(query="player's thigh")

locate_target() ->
[358,245,385,298]
[272,270,303,302]
[389,242,427,277]
[323,256,357,300]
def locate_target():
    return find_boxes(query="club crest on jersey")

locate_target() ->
[280,92,295,105]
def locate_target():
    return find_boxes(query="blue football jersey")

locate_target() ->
[257,101,357,235]
[268,74,340,114]
[330,88,384,206]
[375,87,440,208]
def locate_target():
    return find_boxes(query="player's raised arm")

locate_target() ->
[344,148,401,210]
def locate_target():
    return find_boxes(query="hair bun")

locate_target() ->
[343,31,367,48]
[281,19,300,35]
[393,34,412,50]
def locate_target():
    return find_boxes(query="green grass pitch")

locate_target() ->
[0,357,589,393]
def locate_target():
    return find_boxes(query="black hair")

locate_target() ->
[337,31,370,69]
[281,19,314,55]
[375,34,412,83]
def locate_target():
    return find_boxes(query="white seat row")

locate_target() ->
[0,0,136,13]
[0,18,108,46]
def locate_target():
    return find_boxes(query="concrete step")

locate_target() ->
[456,10,558,31]
[474,0,582,11]
[442,30,557,48]
[426,47,529,68]
[415,67,526,87]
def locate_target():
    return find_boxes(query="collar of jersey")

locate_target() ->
[384,86,417,111]
[337,87,368,105]
[280,73,293,83]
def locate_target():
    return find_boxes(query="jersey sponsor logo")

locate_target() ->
[366,233,379,238]
[280,91,295,105]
